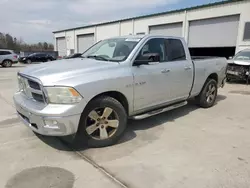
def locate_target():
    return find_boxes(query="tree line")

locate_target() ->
[0,32,54,52]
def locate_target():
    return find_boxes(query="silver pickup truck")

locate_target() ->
[14,35,227,147]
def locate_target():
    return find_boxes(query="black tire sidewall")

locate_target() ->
[197,79,218,108]
[77,97,127,148]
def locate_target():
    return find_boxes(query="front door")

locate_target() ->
[132,38,171,111]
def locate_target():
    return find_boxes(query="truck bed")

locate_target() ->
[190,56,227,97]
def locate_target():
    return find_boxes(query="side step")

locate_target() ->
[131,101,188,120]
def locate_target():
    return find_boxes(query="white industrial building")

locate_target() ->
[53,0,250,58]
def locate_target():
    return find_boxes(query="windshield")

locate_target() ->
[82,38,141,62]
[234,51,250,60]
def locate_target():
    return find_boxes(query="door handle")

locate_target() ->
[184,66,192,70]
[161,69,170,74]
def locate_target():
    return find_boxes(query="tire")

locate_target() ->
[195,79,218,108]
[2,60,12,67]
[27,59,32,64]
[76,96,127,148]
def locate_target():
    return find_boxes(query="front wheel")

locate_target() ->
[76,96,127,148]
[196,79,218,108]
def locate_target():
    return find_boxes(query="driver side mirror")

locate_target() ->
[133,53,160,66]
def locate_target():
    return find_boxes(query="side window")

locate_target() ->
[165,39,186,62]
[0,51,11,55]
[136,38,165,62]
[37,53,45,57]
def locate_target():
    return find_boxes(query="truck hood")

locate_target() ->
[19,58,119,85]
[227,59,250,66]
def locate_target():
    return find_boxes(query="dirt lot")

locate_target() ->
[1,64,250,188]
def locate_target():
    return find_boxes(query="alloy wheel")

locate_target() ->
[85,107,119,140]
[206,84,216,103]
[6,61,11,67]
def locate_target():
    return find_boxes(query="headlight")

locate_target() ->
[17,75,24,91]
[44,87,82,104]
[23,58,26,60]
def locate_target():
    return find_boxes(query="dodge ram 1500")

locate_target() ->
[14,35,227,147]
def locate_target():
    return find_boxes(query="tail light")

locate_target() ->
[14,55,18,58]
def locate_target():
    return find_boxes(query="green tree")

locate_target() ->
[5,34,14,49]
[43,42,48,50]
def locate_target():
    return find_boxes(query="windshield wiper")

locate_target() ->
[86,55,109,61]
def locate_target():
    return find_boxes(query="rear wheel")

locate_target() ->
[196,79,218,108]
[2,60,12,67]
[76,96,127,148]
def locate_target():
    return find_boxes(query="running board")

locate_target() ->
[131,101,188,120]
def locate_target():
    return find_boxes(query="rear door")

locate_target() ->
[163,38,193,100]
[34,53,43,62]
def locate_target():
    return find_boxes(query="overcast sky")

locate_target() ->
[0,0,221,44]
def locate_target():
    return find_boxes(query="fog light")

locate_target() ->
[44,119,59,129]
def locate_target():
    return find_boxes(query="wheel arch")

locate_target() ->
[3,59,13,63]
[207,73,218,83]
[86,91,129,115]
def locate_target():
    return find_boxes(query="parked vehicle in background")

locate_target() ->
[19,53,55,64]
[227,49,250,84]
[0,49,18,67]
[64,53,82,59]
[14,35,227,148]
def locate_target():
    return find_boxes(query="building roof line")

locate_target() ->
[53,0,243,34]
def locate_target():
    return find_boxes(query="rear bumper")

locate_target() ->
[13,92,86,136]
[12,60,18,64]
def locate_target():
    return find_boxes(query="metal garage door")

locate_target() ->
[149,22,183,37]
[56,37,66,57]
[188,15,240,48]
[77,34,95,53]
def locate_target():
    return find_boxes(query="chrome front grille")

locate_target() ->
[18,74,46,103]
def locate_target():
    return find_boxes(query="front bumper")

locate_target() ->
[13,92,85,136]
